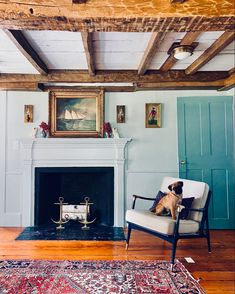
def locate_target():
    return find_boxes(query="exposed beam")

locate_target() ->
[160,55,178,72]
[229,67,235,75]
[42,85,136,92]
[138,32,165,76]
[180,31,201,46]
[136,80,224,90]
[160,32,201,72]
[81,32,95,76]
[0,70,229,84]
[0,82,42,91]
[218,73,235,91]
[185,32,235,75]
[3,30,48,75]
[0,1,234,32]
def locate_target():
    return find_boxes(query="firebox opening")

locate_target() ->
[34,167,114,227]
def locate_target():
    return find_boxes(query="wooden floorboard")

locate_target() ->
[0,228,234,293]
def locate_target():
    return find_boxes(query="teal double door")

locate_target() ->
[177,96,234,229]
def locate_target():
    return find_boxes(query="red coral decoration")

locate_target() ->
[103,122,112,138]
[39,121,49,131]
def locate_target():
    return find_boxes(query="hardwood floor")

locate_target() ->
[0,228,234,293]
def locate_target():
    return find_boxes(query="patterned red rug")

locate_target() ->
[0,259,205,293]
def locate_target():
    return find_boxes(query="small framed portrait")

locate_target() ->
[24,105,33,123]
[117,105,125,123]
[49,89,104,137]
[145,103,161,128]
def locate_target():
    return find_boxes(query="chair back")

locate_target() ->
[160,177,209,222]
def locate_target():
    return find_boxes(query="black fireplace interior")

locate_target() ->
[34,167,114,227]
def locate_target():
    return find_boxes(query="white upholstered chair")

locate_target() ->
[125,176,211,269]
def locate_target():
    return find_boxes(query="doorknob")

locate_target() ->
[180,160,186,166]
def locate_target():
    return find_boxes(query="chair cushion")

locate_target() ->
[126,209,200,235]
[149,190,166,212]
[180,197,195,220]
[160,177,209,222]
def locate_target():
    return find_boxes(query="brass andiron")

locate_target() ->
[78,196,96,230]
[51,197,69,229]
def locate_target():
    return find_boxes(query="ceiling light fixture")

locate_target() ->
[167,42,197,60]
[172,45,194,60]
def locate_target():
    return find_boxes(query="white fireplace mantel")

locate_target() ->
[21,138,131,227]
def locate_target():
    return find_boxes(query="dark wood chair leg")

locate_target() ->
[170,239,178,271]
[206,216,211,252]
[126,224,132,250]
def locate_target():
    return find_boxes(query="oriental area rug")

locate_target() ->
[0,259,205,294]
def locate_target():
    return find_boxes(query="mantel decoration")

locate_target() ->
[49,89,104,138]
[145,103,162,128]
[39,121,49,137]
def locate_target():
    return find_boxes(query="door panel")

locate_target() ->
[177,96,234,229]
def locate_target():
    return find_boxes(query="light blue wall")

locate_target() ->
[0,89,234,225]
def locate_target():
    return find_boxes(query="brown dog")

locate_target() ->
[154,181,183,220]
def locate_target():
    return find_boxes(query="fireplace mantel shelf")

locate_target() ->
[21,137,132,148]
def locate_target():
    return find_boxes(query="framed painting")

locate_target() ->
[145,103,161,128]
[24,105,33,123]
[116,105,125,123]
[49,90,104,137]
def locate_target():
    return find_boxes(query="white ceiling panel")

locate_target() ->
[0,29,39,74]
[93,32,152,70]
[23,30,87,70]
[95,52,144,69]
[199,53,234,71]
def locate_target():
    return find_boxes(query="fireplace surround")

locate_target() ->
[21,138,131,227]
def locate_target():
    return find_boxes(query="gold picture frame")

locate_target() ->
[24,105,33,123]
[145,103,161,128]
[49,89,104,137]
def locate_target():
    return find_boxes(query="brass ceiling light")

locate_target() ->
[172,45,194,60]
[167,42,197,60]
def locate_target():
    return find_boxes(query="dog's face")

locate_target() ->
[168,181,183,195]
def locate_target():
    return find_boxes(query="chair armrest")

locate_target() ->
[173,206,206,237]
[132,194,155,209]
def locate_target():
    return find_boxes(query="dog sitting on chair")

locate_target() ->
[154,181,183,220]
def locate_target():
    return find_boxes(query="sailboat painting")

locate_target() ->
[49,90,104,138]
[56,98,96,131]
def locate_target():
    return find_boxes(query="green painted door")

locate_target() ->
[177,96,234,229]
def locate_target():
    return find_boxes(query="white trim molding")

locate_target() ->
[21,138,131,227]
[0,92,7,225]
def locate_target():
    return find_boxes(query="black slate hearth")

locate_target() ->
[16,224,125,241]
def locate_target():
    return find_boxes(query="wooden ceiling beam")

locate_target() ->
[0,82,42,91]
[138,32,165,76]
[81,32,95,76]
[0,1,234,32]
[185,32,235,75]
[136,80,224,90]
[228,67,235,75]
[3,30,48,75]
[0,70,229,84]
[42,85,136,92]
[160,31,201,72]
[218,72,235,91]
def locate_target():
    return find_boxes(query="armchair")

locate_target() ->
[125,177,211,270]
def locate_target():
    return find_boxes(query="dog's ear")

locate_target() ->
[178,181,184,187]
[168,184,173,191]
